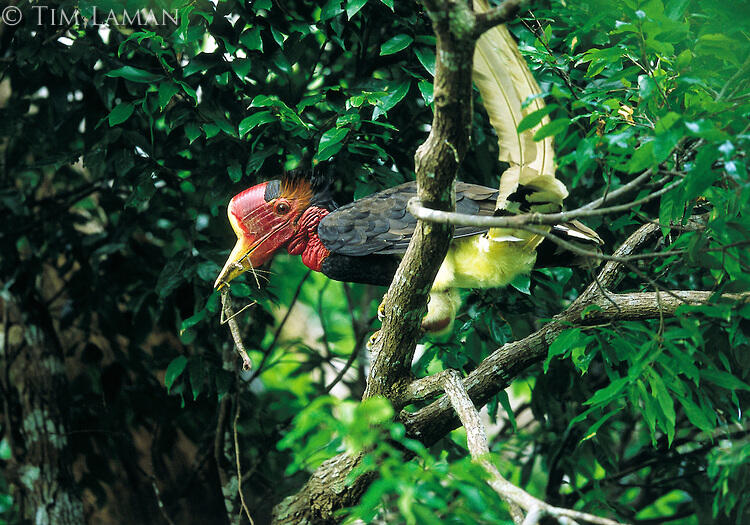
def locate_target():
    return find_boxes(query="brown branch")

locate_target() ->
[269,209,744,524]
[221,290,253,371]
[363,0,478,401]
[234,402,255,525]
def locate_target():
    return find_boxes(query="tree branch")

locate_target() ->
[221,290,253,371]
[363,0,478,401]
[271,216,745,524]
[405,169,681,230]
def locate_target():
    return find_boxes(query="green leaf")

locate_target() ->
[239,111,276,137]
[533,118,569,140]
[649,371,676,445]
[177,81,197,104]
[701,368,750,391]
[517,105,558,134]
[228,162,243,182]
[203,123,220,139]
[320,0,343,21]
[417,81,433,106]
[156,257,186,299]
[106,65,163,83]
[180,310,207,335]
[346,0,367,18]
[627,141,655,173]
[509,274,530,295]
[678,395,713,432]
[497,390,517,432]
[585,377,629,406]
[231,58,253,79]
[185,122,202,144]
[315,127,349,162]
[372,81,410,120]
[165,356,188,393]
[189,358,205,400]
[545,328,581,373]
[380,34,413,56]
[414,47,435,76]
[0,437,11,460]
[158,82,179,110]
[240,26,263,51]
[109,102,135,126]
[659,187,683,235]
[582,407,623,441]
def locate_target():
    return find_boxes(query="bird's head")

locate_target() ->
[214,177,315,290]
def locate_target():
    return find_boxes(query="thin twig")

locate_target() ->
[221,290,253,371]
[406,170,679,231]
[150,477,177,525]
[234,401,255,525]
[324,330,369,394]
[474,0,530,37]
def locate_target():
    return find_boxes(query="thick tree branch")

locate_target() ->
[364,0,478,401]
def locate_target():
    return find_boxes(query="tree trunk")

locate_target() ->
[7,294,85,524]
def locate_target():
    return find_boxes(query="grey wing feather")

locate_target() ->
[318,181,498,256]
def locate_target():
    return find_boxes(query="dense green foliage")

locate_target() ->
[0,0,748,523]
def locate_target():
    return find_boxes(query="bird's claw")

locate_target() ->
[377,301,386,322]
[367,330,382,351]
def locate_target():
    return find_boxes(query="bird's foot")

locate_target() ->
[367,330,382,352]
[377,300,386,322]
[420,316,453,334]
[420,290,461,335]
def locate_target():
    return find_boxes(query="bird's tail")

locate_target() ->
[534,219,604,268]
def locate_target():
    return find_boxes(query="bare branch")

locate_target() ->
[405,170,681,231]
[221,290,253,371]
[234,402,255,525]
[443,371,629,525]
[364,0,478,401]
[406,369,460,402]
[271,218,746,524]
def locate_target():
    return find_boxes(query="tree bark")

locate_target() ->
[6,294,85,524]
[362,0,477,402]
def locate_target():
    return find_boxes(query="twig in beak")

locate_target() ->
[221,288,254,371]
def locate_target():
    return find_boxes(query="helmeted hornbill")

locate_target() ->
[214,0,605,332]
[214,174,602,333]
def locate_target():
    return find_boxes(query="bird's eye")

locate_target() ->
[275,201,291,215]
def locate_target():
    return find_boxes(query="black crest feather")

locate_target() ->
[282,167,337,210]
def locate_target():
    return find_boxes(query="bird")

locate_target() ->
[214,0,605,333]
[213,173,603,333]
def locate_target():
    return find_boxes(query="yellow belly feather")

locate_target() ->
[432,230,539,292]
[422,231,540,334]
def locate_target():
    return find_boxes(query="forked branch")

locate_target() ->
[443,372,629,525]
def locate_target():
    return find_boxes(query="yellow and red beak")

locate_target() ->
[214,180,306,290]
[214,233,254,290]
